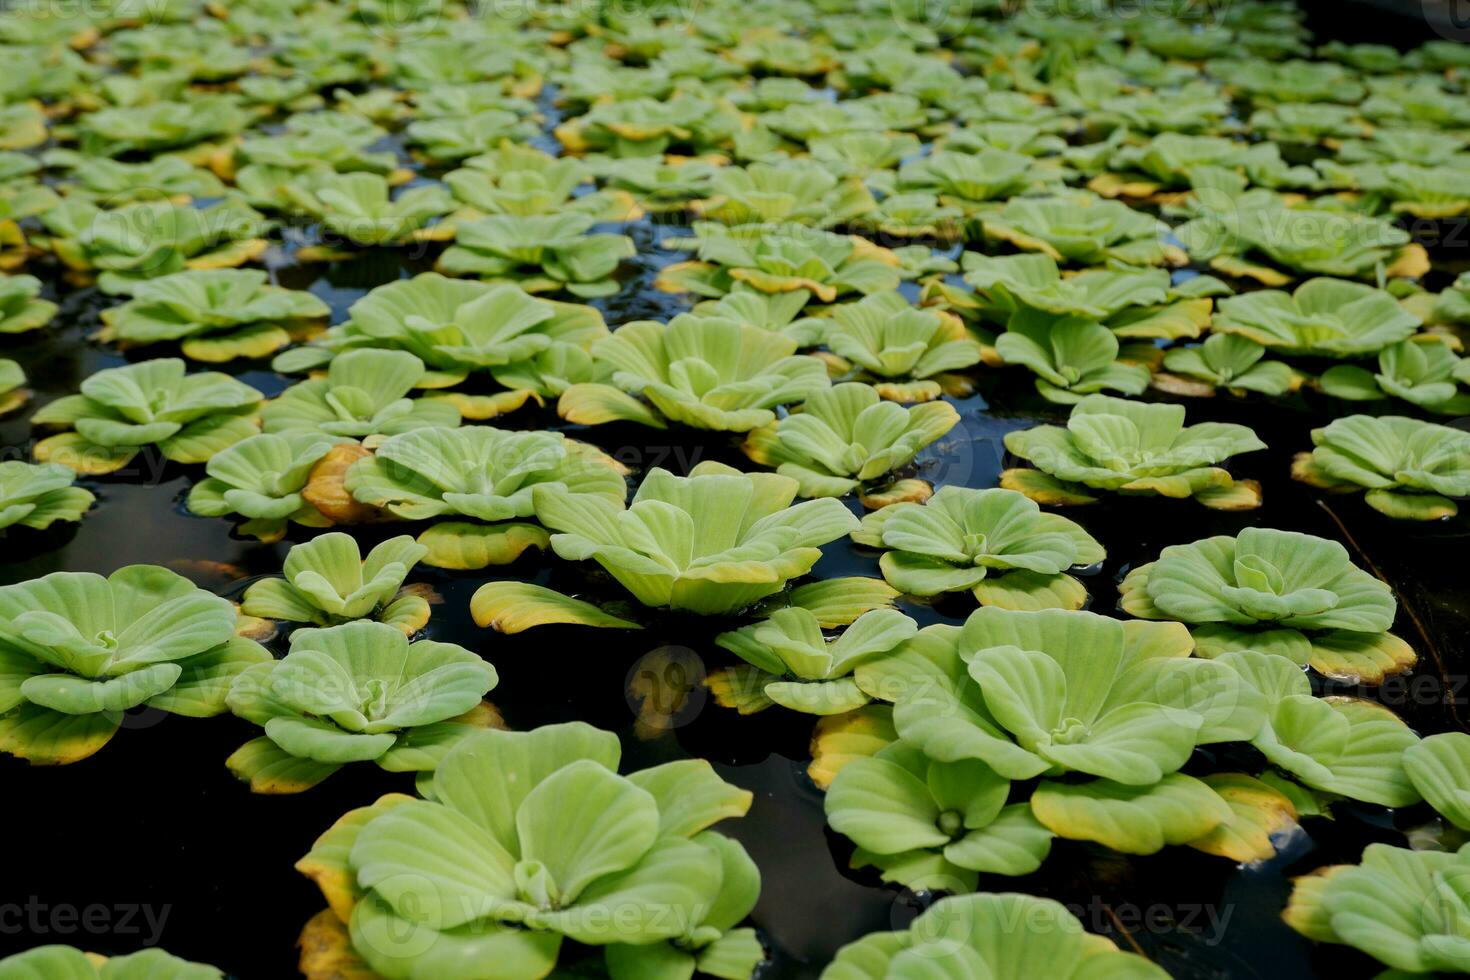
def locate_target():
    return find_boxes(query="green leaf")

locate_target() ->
[1030,773,1234,854]
[1405,732,1470,831]
[470,582,641,633]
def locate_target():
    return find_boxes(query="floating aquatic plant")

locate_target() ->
[1292,414,1470,520]
[240,533,431,633]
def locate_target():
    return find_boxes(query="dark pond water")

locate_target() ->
[4,12,1470,980]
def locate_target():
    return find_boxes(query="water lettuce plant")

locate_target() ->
[979,193,1181,267]
[99,268,331,362]
[852,487,1104,610]
[657,223,904,302]
[1293,415,1470,520]
[1285,843,1470,975]
[1213,277,1420,357]
[1317,338,1470,413]
[437,213,635,298]
[0,461,94,534]
[0,946,224,977]
[825,741,1054,889]
[819,292,984,402]
[715,607,919,715]
[558,315,830,432]
[285,171,455,248]
[1159,334,1296,396]
[186,431,350,542]
[0,273,57,334]
[32,358,263,475]
[821,892,1168,979]
[740,383,959,498]
[276,273,609,399]
[692,160,875,228]
[343,426,628,569]
[1121,527,1413,682]
[1002,395,1266,509]
[225,620,498,792]
[261,350,461,443]
[995,310,1152,403]
[240,533,431,633]
[0,565,270,764]
[895,148,1046,213]
[534,461,860,615]
[294,722,761,980]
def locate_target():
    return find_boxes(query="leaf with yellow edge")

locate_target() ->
[1109,299,1212,341]
[427,389,543,420]
[1196,479,1262,511]
[808,704,896,789]
[1030,773,1234,855]
[1187,773,1299,863]
[297,909,380,980]
[301,443,386,525]
[860,479,932,509]
[1290,451,1356,490]
[469,581,641,633]
[1308,630,1416,684]
[705,664,776,715]
[33,431,139,475]
[1385,243,1430,280]
[1151,372,1218,398]
[295,794,417,923]
[0,703,121,765]
[1000,468,1097,505]
[973,570,1089,611]
[186,238,269,270]
[0,388,29,416]
[180,323,293,363]
[1088,172,1165,199]
[557,382,667,428]
[1209,255,1293,287]
[227,736,341,794]
[778,577,900,627]
[1282,865,1349,943]
[419,522,550,570]
[872,379,942,403]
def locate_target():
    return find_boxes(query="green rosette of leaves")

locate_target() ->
[850,608,1267,857]
[821,892,1168,978]
[276,273,609,403]
[853,486,1104,610]
[0,461,94,534]
[691,287,824,346]
[1318,337,1470,413]
[445,148,639,224]
[294,722,762,980]
[0,945,224,978]
[557,315,831,432]
[1216,650,1420,807]
[406,109,538,163]
[995,309,1152,403]
[437,213,635,298]
[0,273,57,334]
[691,159,876,228]
[1121,526,1415,684]
[1213,277,1421,357]
[38,197,270,295]
[1284,842,1470,975]
[825,735,1056,891]
[534,461,860,616]
[32,358,263,475]
[741,382,959,498]
[0,564,270,765]
[895,148,1051,214]
[42,150,227,204]
[979,193,1181,267]
[819,292,984,402]
[99,268,331,363]
[714,607,919,715]
[186,431,351,542]
[75,95,249,157]
[656,223,904,303]
[1160,334,1296,396]
[262,349,462,444]
[1292,415,1470,521]
[285,171,455,248]
[343,426,628,570]
[241,532,431,634]
[225,620,497,793]
[1002,394,1266,509]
